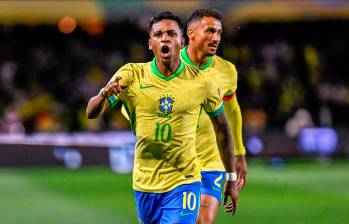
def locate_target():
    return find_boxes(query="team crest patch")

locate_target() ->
[159,95,174,114]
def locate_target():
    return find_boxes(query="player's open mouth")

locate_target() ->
[161,45,171,59]
[161,46,170,54]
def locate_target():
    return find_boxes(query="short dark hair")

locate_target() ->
[187,8,222,27]
[147,11,184,34]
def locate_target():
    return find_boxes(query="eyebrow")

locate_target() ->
[153,28,177,33]
[206,26,222,31]
[152,29,179,36]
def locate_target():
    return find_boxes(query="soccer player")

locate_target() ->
[86,11,238,224]
[181,8,248,224]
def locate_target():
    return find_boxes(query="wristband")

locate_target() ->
[226,172,237,182]
[108,95,119,108]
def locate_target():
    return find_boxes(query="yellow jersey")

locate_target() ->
[109,58,224,193]
[181,46,242,171]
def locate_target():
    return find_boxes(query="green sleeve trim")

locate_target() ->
[121,102,136,135]
[180,46,212,70]
[150,57,185,81]
[108,95,119,108]
[206,103,224,117]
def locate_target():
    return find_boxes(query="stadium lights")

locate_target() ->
[246,136,264,155]
[58,16,77,34]
[299,127,338,155]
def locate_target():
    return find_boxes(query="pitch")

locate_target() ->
[0,160,348,224]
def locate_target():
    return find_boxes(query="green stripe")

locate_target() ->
[150,58,185,81]
[206,103,224,117]
[121,102,136,135]
[196,106,203,129]
[180,46,212,70]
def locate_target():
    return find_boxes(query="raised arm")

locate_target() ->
[86,91,110,119]
[86,77,124,119]
[210,112,238,215]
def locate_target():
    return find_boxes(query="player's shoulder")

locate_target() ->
[212,55,237,71]
[183,62,199,73]
[114,62,151,83]
[183,62,202,78]
[119,62,151,71]
[117,62,152,77]
[182,63,215,89]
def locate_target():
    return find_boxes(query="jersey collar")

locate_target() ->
[180,45,212,70]
[150,57,185,81]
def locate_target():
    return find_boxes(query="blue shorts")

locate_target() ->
[134,182,201,224]
[200,171,226,202]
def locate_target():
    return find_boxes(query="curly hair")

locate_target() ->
[147,11,184,34]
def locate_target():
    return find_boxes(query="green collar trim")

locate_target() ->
[150,58,185,81]
[180,46,212,70]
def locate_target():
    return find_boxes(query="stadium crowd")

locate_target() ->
[1,20,349,135]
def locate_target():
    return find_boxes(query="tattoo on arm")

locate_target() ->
[210,112,235,173]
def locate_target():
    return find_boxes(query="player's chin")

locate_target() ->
[161,57,171,65]
[206,48,216,56]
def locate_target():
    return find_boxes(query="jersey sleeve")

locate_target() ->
[108,63,134,101]
[202,78,224,117]
[224,98,246,156]
[109,63,133,86]
[121,105,130,121]
[223,62,238,101]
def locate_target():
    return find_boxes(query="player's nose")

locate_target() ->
[212,33,220,42]
[161,33,170,42]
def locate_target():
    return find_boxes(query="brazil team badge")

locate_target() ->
[159,95,174,114]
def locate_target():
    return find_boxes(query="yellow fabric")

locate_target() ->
[180,47,245,171]
[224,98,246,156]
[121,104,129,121]
[110,61,223,193]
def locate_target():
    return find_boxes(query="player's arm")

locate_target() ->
[210,112,238,215]
[224,94,247,190]
[203,76,238,215]
[86,81,119,119]
[86,64,131,119]
[85,88,111,119]
[210,111,235,174]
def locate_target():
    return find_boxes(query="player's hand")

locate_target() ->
[223,181,238,215]
[101,76,127,97]
[235,155,247,190]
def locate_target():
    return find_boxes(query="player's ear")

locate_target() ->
[187,27,194,41]
[180,37,185,48]
[148,38,152,50]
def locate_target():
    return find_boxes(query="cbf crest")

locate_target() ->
[159,94,174,114]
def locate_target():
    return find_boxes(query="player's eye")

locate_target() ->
[153,32,161,37]
[168,31,176,37]
[206,30,213,34]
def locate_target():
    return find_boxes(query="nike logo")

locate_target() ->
[140,84,155,89]
[180,211,195,217]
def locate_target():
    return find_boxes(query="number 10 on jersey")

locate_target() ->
[155,122,172,142]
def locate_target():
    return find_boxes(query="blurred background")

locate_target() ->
[0,1,348,224]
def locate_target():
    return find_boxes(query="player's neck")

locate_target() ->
[187,45,209,68]
[156,58,181,77]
